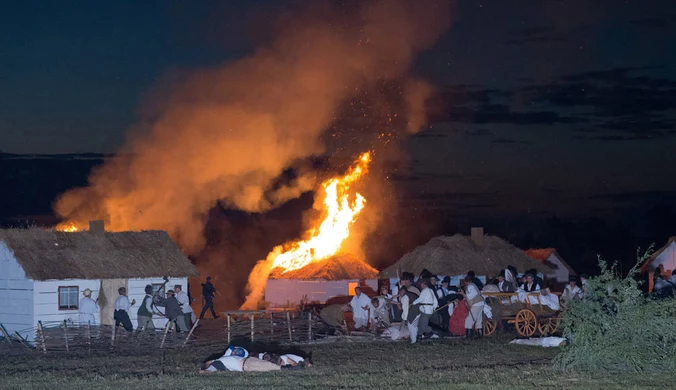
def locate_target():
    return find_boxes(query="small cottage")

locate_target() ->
[264,253,379,307]
[0,223,199,341]
[380,228,551,287]
[640,236,676,292]
[525,248,575,288]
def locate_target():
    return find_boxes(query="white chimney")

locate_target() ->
[89,220,105,234]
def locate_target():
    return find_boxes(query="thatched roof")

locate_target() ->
[0,228,199,281]
[269,253,378,280]
[380,234,550,278]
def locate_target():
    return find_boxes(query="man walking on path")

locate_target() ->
[200,276,220,319]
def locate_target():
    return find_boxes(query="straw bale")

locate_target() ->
[380,234,551,278]
[269,253,378,280]
[0,228,199,281]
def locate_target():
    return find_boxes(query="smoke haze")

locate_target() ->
[54,0,451,305]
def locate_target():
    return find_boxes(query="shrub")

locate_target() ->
[553,248,676,372]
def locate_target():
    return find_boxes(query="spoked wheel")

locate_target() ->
[483,318,497,336]
[537,317,559,336]
[515,309,537,337]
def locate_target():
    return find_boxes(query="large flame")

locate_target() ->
[59,222,79,232]
[270,152,371,273]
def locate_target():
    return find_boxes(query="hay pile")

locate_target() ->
[269,253,378,280]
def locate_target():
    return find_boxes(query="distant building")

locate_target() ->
[640,236,676,292]
[525,248,575,287]
[0,223,199,341]
[380,228,550,287]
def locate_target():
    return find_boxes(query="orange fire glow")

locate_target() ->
[269,152,371,273]
[59,222,79,232]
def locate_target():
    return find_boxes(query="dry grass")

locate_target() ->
[0,335,668,389]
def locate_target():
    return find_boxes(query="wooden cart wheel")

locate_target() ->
[537,317,560,335]
[515,309,537,337]
[483,318,497,336]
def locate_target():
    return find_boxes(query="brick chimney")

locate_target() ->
[471,227,484,248]
[89,220,105,234]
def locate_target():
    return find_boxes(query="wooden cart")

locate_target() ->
[479,292,561,337]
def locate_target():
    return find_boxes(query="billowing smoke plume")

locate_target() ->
[55,0,450,257]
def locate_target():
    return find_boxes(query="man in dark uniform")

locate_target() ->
[200,276,220,319]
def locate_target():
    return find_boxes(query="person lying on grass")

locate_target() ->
[258,352,313,367]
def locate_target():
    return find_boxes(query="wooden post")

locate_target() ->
[14,332,31,350]
[37,321,47,353]
[0,323,12,344]
[270,313,274,340]
[62,320,69,352]
[227,314,231,344]
[308,312,312,341]
[250,313,254,342]
[160,320,171,349]
[183,319,200,346]
[286,311,292,342]
[110,323,116,347]
[87,321,92,351]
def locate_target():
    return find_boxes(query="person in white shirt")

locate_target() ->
[199,356,283,373]
[349,287,372,330]
[114,287,135,332]
[259,352,311,367]
[412,279,438,341]
[461,276,484,339]
[561,276,583,305]
[78,288,99,325]
[174,284,193,328]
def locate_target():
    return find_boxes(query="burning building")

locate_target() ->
[265,253,378,307]
[241,152,376,309]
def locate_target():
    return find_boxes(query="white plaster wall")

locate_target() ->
[265,279,378,307]
[652,242,676,274]
[547,253,570,283]
[0,242,34,340]
[33,279,101,327]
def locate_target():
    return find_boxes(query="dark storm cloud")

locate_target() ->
[505,26,567,46]
[491,137,528,145]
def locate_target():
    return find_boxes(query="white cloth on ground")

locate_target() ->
[281,354,304,365]
[384,322,410,340]
[210,356,244,371]
[407,314,420,343]
[509,337,567,347]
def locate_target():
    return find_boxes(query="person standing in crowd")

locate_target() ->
[497,271,515,292]
[155,289,189,332]
[200,276,220,320]
[349,286,372,330]
[78,288,98,325]
[437,277,451,298]
[520,273,541,292]
[174,284,193,328]
[137,284,155,331]
[467,270,484,290]
[114,287,135,332]
[461,275,484,339]
[412,279,438,340]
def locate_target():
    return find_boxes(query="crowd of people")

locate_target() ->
[652,269,676,299]
[77,276,221,332]
[320,267,591,343]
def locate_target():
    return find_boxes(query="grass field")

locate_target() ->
[0,335,668,390]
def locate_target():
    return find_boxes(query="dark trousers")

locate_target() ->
[200,298,218,319]
[114,310,133,332]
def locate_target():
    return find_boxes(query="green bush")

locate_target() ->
[554,248,676,372]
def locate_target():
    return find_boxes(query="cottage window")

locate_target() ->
[58,286,79,310]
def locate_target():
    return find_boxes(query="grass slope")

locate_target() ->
[0,335,668,389]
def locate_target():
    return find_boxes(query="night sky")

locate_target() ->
[1,0,675,280]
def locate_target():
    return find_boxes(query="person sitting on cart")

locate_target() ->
[561,275,583,304]
[520,273,541,292]
[497,270,515,292]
